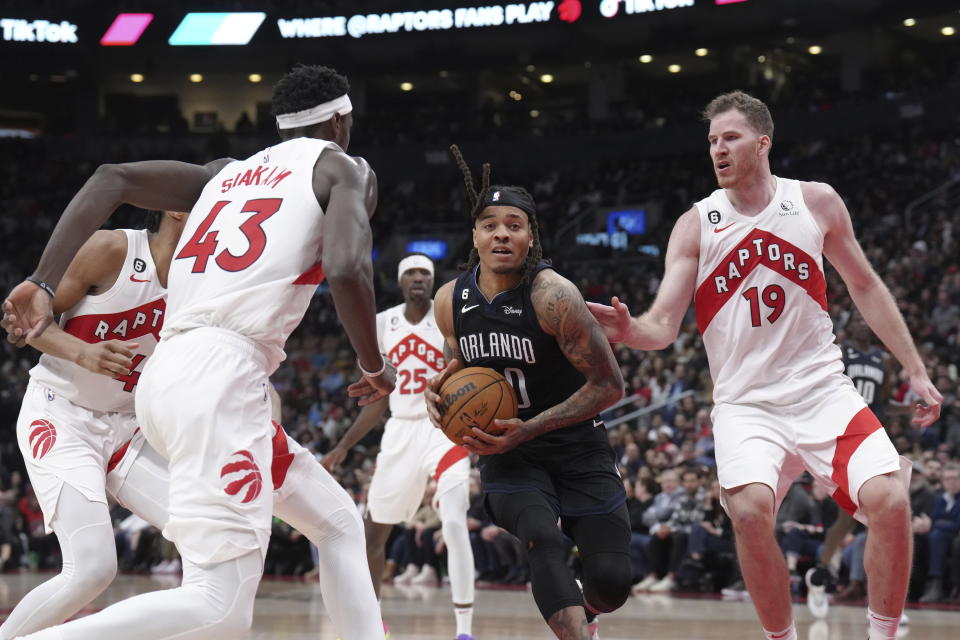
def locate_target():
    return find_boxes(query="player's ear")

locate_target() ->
[758,134,771,156]
[472,227,478,249]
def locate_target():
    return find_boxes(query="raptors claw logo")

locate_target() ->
[29,419,57,460]
[220,450,263,503]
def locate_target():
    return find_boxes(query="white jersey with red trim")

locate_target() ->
[30,229,166,413]
[162,137,336,373]
[377,302,446,419]
[693,176,843,405]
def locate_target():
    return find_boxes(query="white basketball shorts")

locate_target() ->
[135,327,273,565]
[713,373,909,524]
[366,416,469,524]
[16,379,139,533]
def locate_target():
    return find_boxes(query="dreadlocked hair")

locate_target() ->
[449,144,545,284]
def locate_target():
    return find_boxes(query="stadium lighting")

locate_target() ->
[668,64,681,73]
[439,70,449,78]
[942,26,956,36]
[529,109,540,118]
[189,73,203,83]
[130,73,144,83]
[509,90,522,101]
[758,55,766,63]
[539,73,554,83]
[808,45,823,55]
[525,64,535,72]
[248,73,262,83]
[695,48,708,57]
[639,54,653,63]
[903,18,916,27]
[400,82,414,91]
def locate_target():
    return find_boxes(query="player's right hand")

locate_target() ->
[2,281,55,347]
[586,296,633,344]
[76,340,140,378]
[321,445,347,472]
[908,373,943,428]
[424,358,463,430]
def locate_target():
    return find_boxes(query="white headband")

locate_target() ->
[276,94,353,130]
[397,255,434,283]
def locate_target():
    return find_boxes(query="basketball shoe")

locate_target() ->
[805,566,829,619]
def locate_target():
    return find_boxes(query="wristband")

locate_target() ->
[26,276,55,298]
[357,356,386,378]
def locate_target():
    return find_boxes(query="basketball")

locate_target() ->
[438,367,518,446]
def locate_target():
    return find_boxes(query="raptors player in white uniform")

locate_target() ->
[588,91,941,640]
[3,65,394,640]
[1,212,383,639]
[325,253,476,640]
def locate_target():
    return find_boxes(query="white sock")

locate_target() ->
[867,608,900,640]
[763,622,797,640]
[454,605,473,637]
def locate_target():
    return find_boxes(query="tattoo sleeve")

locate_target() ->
[527,275,624,436]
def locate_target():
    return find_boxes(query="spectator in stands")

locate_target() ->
[918,462,960,602]
[682,478,735,592]
[640,468,706,593]
[625,477,655,586]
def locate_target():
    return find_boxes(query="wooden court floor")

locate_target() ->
[2,573,958,639]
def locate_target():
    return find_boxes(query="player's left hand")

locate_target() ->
[2,280,55,347]
[462,418,532,455]
[908,373,942,428]
[347,359,397,407]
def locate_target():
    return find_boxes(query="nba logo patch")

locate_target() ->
[46,389,55,401]
[492,191,500,201]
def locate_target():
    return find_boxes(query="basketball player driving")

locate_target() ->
[587,91,942,640]
[424,146,630,640]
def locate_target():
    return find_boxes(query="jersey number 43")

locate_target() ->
[176,198,282,273]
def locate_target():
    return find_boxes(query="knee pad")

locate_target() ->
[581,553,632,613]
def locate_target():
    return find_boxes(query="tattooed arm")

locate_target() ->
[526,269,624,433]
[462,270,624,455]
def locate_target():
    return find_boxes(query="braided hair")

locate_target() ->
[449,144,545,284]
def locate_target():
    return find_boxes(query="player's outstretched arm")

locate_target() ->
[587,208,699,350]
[463,271,624,455]
[424,281,465,429]
[317,151,395,404]
[323,396,389,471]
[3,159,228,343]
[809,181,942,427]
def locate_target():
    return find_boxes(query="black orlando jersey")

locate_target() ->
[451,263,603,450]
[842,343,887,413]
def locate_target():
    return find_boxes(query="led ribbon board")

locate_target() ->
[169,12,265,45]
[100,13,153,46]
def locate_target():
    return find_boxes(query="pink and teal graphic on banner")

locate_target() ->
[168,12,265,45]
[100,13,153,46]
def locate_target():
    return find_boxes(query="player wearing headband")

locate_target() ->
[325,253,477,640]
[424,146,631,640]
[5,64,393,640]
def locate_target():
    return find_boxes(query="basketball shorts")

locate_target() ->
[16,379,140,533]
[135,327,273,566]
[366,416,469,524]
[479,424,626,520]
[713,374,909,524]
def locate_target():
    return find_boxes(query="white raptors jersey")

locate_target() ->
[30,229,166,413]
[693,177,843,405]
[162,138,336,373]
[377,302,447,419]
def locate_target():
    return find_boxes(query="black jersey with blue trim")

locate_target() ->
[451,263,603,450]
[843,343,887,414]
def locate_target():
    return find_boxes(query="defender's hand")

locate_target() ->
[586,296,633,344]
[462,417,532,456]
[322,445,347,472]
[909,374,942,429]
[425,358,463,429]
[77,340,140,377]
[347,359,397,407]
[3,281,55,347]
